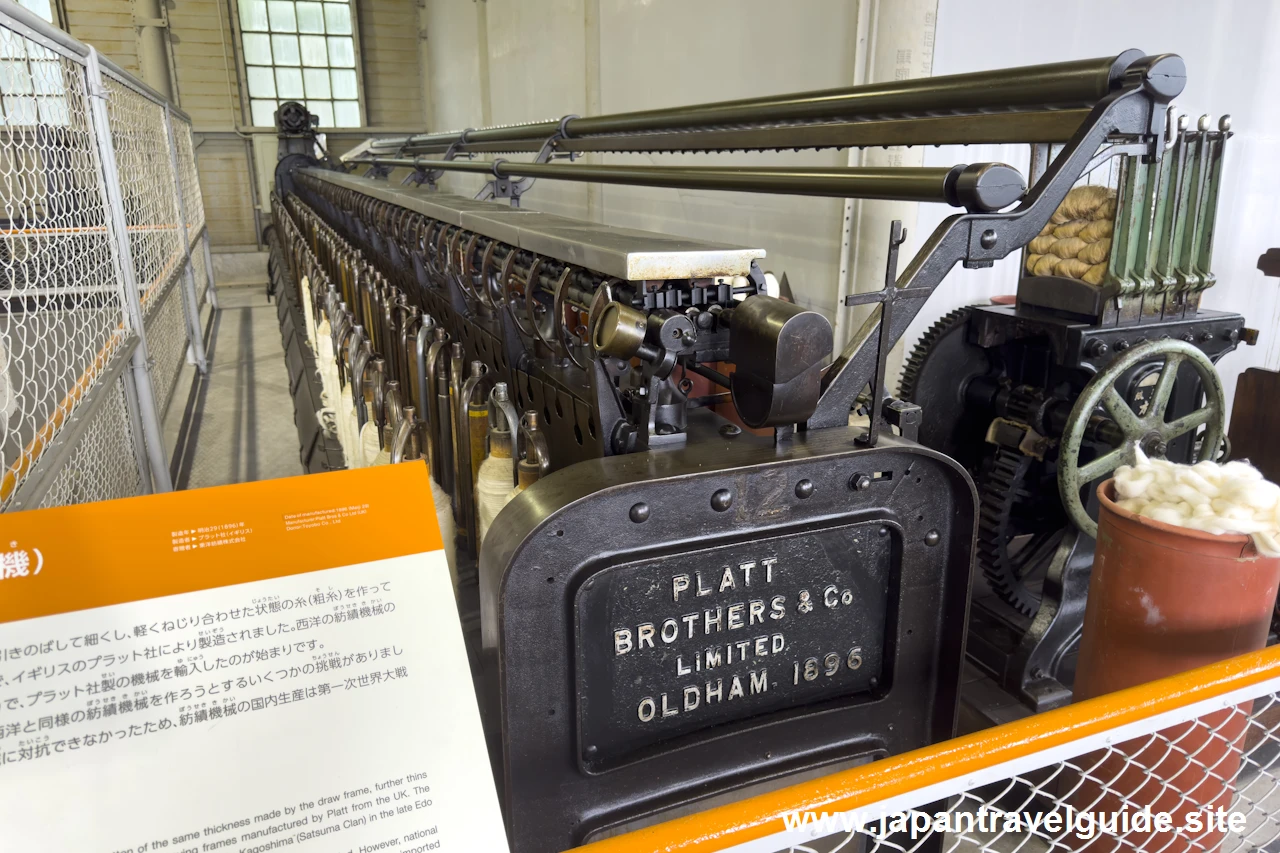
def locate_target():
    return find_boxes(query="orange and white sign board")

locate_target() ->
[0,463,509,853]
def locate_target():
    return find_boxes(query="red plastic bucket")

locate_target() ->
[1067,480,1280,852]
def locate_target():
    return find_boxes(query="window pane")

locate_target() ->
[271,34,300,65]
[333,100,360,127]
[296,1,325,33]
[238,3,361,132]
[267,0,297,32]
[0,31,27,60]
[3,95,37,125]
[308,100,334,127]
[246,65,276,98]
[250,99,277,127]
[303,67,330,99]
[0,61,34,96]
[242,33,272,65]
[17,0,54,22]
[327,36,355,68]
[330,68,357,99]
[300,35,327,67]
[323,3,351,35]
[239,0,268,31]
[30,60,64,96]
[275,67,304,98]
[37,96,68,126]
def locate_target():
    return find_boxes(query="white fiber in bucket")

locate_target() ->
[1112,447,1280,556]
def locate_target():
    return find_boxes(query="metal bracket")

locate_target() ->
[414,316,435,426]
[362,164,393,180]
[475,120,577,207]
[883,399,922,443]
[489,383,521,488]
[517,411,553,478]
[457,361,491,555]
[339,137,376,165]
[408,134,470,188]
[1082,140,1152,177]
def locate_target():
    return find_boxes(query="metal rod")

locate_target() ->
[201,229,220,311]
[353,110,1090,157]
[363,158,1026,210]
[162,104,207,374]
[683,361,732,389]
[556,111,1093,154]
[368,52,1139,154]
[118,343,153,495]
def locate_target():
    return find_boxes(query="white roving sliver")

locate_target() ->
[475,453,514,546]
[1113,448,1280,556]
[431,477,457,585]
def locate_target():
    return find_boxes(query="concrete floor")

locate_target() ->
[163,284,304,489]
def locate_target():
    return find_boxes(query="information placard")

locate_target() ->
[0,464,509,853]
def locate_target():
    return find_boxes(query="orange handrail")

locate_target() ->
[569,645,1280,852]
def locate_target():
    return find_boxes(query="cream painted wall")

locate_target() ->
[423,0,870,320]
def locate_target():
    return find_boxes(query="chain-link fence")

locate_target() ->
[0,1,215,512]
[580,650,1280,853]
[768,699,1280,853]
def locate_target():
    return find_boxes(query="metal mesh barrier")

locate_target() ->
[0,4,210,510]
[36,374,142,508]
[585,657,1280,853]
[773,693,1280,853]
[101,76,183,310]
[170,117,203,243]
[143,276,186,420]
[191,231,209,309]
[0,26,126,508]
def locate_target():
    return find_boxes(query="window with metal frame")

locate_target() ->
[0,1,67,127]
[236,0,361,129]
[14,0,55,25]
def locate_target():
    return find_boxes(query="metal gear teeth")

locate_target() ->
[898,306,975,402]
[975,446,1043,619]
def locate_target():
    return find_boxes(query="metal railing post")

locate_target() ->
[202,230,220,311]
[162,103,208,374]
[119,354,155,495]
[84,46,174,492]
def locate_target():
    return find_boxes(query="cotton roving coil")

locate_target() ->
[1025,184,1116,286]
[1113,447,1280,556]
[431,476,457,584]
[476,454,515,545]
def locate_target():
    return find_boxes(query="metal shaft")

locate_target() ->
[369,52,1141,154]
[362,159,1026,210]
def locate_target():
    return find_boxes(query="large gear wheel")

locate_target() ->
[898,306,991,466]
[975,446,1066,618]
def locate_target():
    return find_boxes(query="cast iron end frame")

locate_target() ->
[809,52,1186,430]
